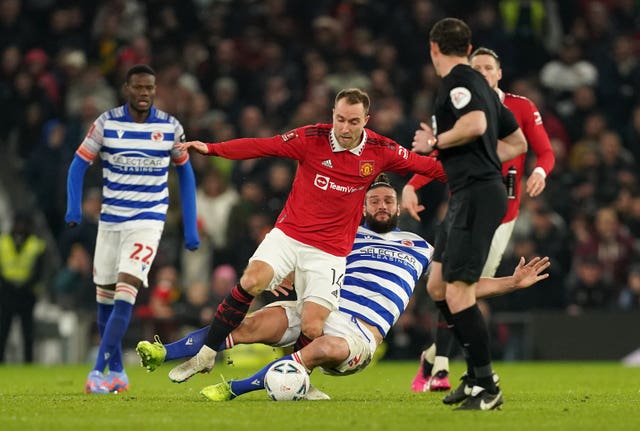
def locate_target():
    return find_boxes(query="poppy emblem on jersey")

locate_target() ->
[151,131,164,142]
[450,87,472,109]
[359,161,374,177]
[281,130,297,142]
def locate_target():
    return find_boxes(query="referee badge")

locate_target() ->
[450,87,471,109]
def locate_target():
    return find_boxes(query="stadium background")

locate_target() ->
[0,0,639,364]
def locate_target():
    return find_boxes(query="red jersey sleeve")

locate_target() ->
[384,145,447,182]
[407,174,434,190]
[205,127,308,161]
[514,96,556,175]
[405,150,442,190]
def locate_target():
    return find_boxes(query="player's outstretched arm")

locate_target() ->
[175,140,209,154]
[476,256,550,299]
[401,184,425,221]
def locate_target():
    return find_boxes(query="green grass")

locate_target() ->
[1,360,639,431]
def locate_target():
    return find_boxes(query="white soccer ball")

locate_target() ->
[264,359,309,401]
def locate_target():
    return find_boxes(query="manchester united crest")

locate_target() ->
[359,161,374,177]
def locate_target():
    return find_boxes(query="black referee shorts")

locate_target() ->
[433,180,507,284]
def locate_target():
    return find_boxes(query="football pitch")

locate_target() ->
[1,360,639,431]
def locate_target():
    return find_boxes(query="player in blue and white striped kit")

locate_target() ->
[65,64,199,394]
[136,173,549,400]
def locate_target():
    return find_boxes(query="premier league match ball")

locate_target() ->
[264,359,310,401]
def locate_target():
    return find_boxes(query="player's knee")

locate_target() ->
[313,337,348,363]
[239,273,264,296]
[300,320,323,340]
[239,263,273,296]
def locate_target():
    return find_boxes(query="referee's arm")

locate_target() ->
[497,128,527,162]
[434,111,487,149]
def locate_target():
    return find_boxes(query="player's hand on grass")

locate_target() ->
[512,256,550,289]
[176,140,209,155]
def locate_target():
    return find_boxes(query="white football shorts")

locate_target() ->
[250,228,346,311]
[269,301,378,376]
[93,227,163,287]
[481,219,516,277]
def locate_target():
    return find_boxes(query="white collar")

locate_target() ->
[497,87,505,103]
[330,128,367,155]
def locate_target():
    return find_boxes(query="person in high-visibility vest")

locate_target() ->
[0,212,46,363]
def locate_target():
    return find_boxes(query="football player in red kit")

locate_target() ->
[167,88,447,384]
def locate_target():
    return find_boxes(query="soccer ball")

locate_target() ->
[264,359,309,401]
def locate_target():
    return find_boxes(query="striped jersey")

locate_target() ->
[75,105,189,231]
[338,225,433,337]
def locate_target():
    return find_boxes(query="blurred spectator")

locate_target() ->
[598,34,640,133]
[566,255,615,315]
[263,161,294,223]
[559,86,599,142]
[89,7,123,81]
[595,130,635,204]
[196,167,239,263]
[136,265,181,341]
[175,264,236,330]
[173,280,211,330]
[180,217,213,288]
[65,62,117,119]
[52,242,94,312]
[624,104,640,162]
[0,211,47,363]
[24,119,70,237]
[528,202,572,271]
[539,36,598,104]
[618,263,640,311]
[575,206,635,290]
[0,0,36,52]
[23,48,59,109]
[500,0,562,76]
[210,264,236,305]
[57,187,100,262]
[92,0,146,44]
[261,75,296,131]
[227,211,272,275]
[7,68,54,163]
[209,76,242,127]
[626,192,640,242]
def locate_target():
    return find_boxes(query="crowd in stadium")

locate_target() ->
[0,0,639,361]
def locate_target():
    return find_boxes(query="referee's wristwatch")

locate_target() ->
[428,136,439,150]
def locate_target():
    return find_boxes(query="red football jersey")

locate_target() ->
[206,124,446,256]
[407,92,555,223]
[501,92,555,222]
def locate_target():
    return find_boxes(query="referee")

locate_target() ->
[412,18,527,410]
